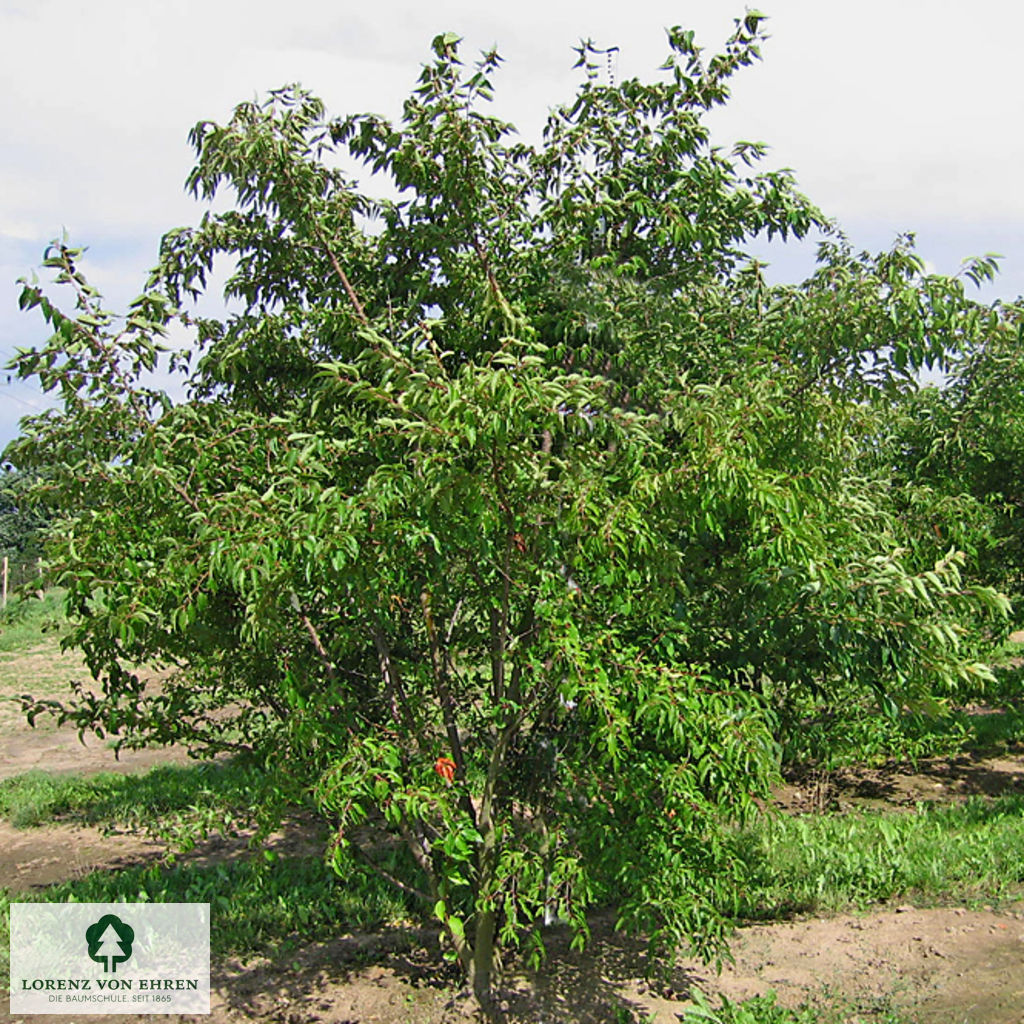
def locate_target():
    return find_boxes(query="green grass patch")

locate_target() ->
[0,757,303,842]
[0,590,67,654]
[0,849,415,978]
[781,695,1024,772]
[738,794,1024,919]
[957,703,1024,751]
[679,990,916,1024]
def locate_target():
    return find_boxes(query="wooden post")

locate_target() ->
[2,555,7,610]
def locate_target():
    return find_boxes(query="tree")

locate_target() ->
[882,273,1024,609]
[0,466,48,591]
[5,15,1012,1014]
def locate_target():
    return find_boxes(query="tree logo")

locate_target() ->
[85,914,135,973]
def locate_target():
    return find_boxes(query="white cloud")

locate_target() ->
[2,0,1024,451]
[0,220,46,243]
[7,0,1020,238]
[701,0,1024,224]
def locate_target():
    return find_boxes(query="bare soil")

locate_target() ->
[0,643,192,780]
[3,637,1024,1022]
[775,746,1024,815]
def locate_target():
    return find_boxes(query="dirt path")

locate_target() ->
[212,907,1024,1022]
[775,745,1024,814]
[686,906,1024,1024]
[0,820,166,890]
[0,726,194,781]
[0,643,192,780]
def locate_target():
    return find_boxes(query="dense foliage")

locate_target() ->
[886,309,1024,607]
[0,467,47,590]
[5,15,1018,1013]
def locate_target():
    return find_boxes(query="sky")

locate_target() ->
[2,0,1023,450]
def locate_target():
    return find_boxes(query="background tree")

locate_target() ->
[0,466,48,592]
[5,15,1013,1015]
[883,274,1024,607]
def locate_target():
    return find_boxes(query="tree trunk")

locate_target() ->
[469,904,498,1018]
[468,723,514,1019]
[469,794,500,1015]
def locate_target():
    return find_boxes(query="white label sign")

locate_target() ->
[9,902,210,1014]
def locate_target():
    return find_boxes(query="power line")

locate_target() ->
[0,369,52,412]
[0,370,50,396]
[0,385,45,412]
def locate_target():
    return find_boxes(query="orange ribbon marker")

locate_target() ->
[434,756,456,783]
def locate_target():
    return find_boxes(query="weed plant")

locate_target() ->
[680,989,917,1023]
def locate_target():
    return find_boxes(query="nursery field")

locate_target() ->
[2,597,1023,1024]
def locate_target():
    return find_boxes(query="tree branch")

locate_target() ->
[345,837,432,903]
[422,590,478,832]
[289,593,337,682]
[313,225,369,326]
[371,620,429,755]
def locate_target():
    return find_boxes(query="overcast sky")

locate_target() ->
[2,0,1022,449]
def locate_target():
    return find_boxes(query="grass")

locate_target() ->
[736,793,1024,919]
[0,758,301,843]
[4,752,1024,931]
[774,640,1024,772]
[0,848,414,980]
[679,990,918,1024]
[779,696,1024,775]
[0,589,68,654]
[956,703,1024,751]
